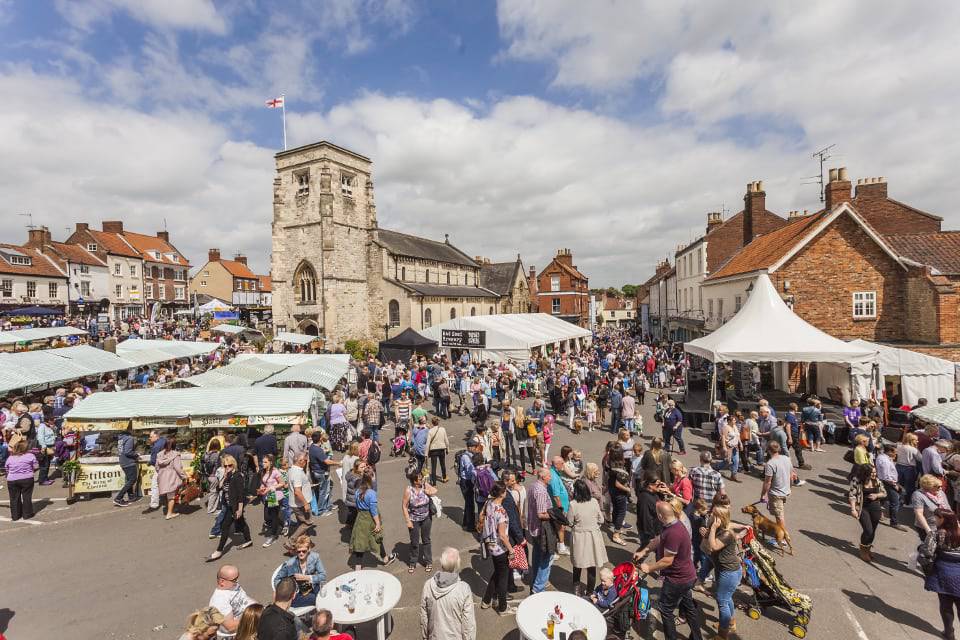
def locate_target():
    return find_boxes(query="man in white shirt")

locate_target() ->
[208,564,256,638]
[285,452,312,548]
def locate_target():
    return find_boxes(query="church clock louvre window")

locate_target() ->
[294,262,318,303]
[295,170,310,196]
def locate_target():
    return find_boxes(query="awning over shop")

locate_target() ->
[913,403,960,432]
[64,387,317,429]
[116,338,219,360]
[260,355,352,391]
[176,354,349,391]
[199,299,232,313]
[0,326,88,346]
[0,345,135,394]
[419,313,592,362]
[274,332,318,346]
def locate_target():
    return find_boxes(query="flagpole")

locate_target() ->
[281,93,287,151]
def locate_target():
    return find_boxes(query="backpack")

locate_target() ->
[367,441,381,465]
[453,449,469,477]
[242,464,261,498]
[474,465,497,501]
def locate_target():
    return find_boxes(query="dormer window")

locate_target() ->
[87,243,98,252]
[9,255,31,266]
[340,173,354,197]
[153,251,161,260]
[295,170,310,196]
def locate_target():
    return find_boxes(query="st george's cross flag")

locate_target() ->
[266,96,284,108]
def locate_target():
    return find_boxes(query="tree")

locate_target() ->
[606,287,619,297]
[621,284,638,298]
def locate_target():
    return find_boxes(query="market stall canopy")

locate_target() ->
[684,274,879,364]
[112,339,219,369]
[0,345,135,394]
[814,340,957,406]
[210,324,264,337]
[274,332,318,346]
[1,306,64,316]
[199,299,232,312]
[378,328,438,362]
[0,326,88,345]
[912,402,960,432]
[176,354,350,391]
[420,313,592,362]
[64,387,316,428]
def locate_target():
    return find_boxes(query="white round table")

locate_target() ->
[516,591,607,640]
[312,569,402,640]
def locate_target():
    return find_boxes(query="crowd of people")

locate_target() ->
[7,314,960,640]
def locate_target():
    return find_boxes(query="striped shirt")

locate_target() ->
[526,480,552,537]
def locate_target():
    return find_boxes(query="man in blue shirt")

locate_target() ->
[549,456,571,556]
[411,419,429,475]
[663,400,685,455]
[308,431,337,517]
[609,386,623,433]
[458,438,482,532]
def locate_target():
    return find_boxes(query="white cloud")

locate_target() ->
[55,0,227,34]
[0,68,274,275]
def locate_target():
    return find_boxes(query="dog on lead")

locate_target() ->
[742,503,794,556]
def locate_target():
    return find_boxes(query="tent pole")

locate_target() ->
[709,362,717,413]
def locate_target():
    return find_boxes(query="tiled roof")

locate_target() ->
[87,230,141,258]
[121,231,190,266]
[604,296,625,311]
[50,242,106,267]
[257,275,272,292]
[0,244,67,278]
[479,261,520,296]
[220,260,256,279]
[376,229,478,267]
[707,212,827,280]
[389,280,500,298]
[886,233,960,275]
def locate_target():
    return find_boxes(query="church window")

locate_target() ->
[470,307,476,316]
[424,308,432,327]
[489,306,494,314]
[426,269,430,282]
[294,261,318,303]
[450,308,456,319]
[340,173,354,197]
[401,266,406,281]
[388,299,400,325]
[295,170,309,196]
[447,272,451,284]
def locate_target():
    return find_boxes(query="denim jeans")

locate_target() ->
[115,465,138,503]
[670,426,686,452]
[313,474,331,515]
[696,555,714,583]
[623,418,636,433]
[714,448,740,475]
[882,481,902,524]
[611,493,628,532]
[210,501,228,536]
[715,568,742,629]
[658,579,703,640]
[460,480,476,531]
[610,409,622,433]
[897,464,918,504]
[529,542,555,594]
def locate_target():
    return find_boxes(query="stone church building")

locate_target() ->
[271,141,527,348]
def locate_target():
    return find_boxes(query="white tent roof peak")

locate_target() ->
[685,273,878,364]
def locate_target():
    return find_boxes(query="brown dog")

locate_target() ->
[742,504,794,556]
[573,418,584,434]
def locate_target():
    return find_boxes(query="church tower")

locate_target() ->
[270,141,381,347]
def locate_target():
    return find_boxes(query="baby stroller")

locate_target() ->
[602,562,651,639]
[740,528,813,638]
[390,432,408,457]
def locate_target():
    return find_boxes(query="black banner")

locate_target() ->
[441,329,486,348]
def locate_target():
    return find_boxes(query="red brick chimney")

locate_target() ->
[743,181,765,246]
[825,167,852,210]
[75,222,89,232]
[855,176,888,200]
[208,249,221,262]
[25,226,52,248]
[234,254,247,266]
[102,221,123,233]
[555,248,574,267]
[706,211,723,234]
[156,231,170,242]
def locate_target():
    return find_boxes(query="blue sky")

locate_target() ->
[1,1,959,285]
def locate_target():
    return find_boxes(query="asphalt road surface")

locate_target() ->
[1,396,946,640]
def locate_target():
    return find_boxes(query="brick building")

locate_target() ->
[702,167,960,360]
[189,249,263,307]
[535,249,590,327]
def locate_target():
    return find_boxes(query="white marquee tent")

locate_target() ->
[816,339,956,406]
[685,274,879,365]
[420,313,592,363]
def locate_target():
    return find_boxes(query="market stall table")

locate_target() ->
[516,591,606,640]
[312,570,401,640]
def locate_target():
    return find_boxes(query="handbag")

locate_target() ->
[509,540,529,571]
[526,421,538,438]
[843,449,856,464]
